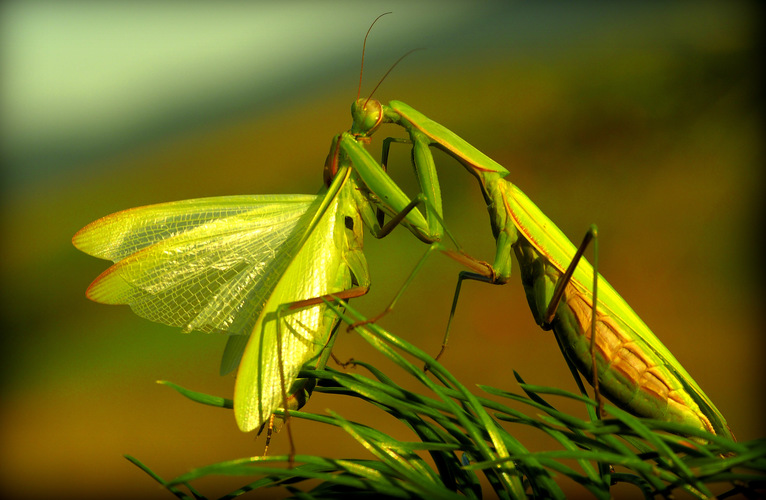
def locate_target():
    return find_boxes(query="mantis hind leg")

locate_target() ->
[541,225,603,418]
[434,270,498,365]
[428,248,503,368]
[347,242,444,332]
[541,225,598,328]
[350,190,465,331]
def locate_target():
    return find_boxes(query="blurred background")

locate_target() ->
[1,1,762,498]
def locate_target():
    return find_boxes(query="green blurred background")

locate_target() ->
[1,1,762,498]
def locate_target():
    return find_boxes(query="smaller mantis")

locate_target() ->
[72,165,364,433]
[73,150,433,434]
[69,15,447,437]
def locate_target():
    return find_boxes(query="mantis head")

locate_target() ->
[350,98,383,139]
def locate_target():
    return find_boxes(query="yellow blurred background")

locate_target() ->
[1,2,762,498]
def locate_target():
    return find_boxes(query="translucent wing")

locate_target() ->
[73,170,370,431]
[73,194,319,337]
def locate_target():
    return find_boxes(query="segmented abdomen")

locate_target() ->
[555,283,715,434]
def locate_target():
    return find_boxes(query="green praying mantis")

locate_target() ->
[330,80,734,443]
[337,96,734,440]
[72,121,430,434]
[73,17,733,443]
[308,13,732,442]
[70,17,439,436]
[72,170,370,433]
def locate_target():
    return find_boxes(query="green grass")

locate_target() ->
[127,301,766,499]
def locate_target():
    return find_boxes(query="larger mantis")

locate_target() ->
[308,28,736,442]
[328,93,734,440]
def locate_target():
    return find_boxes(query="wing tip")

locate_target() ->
[234,403,262,433]
[83,264,123,304]
[72,217,112,256]
[71,224,92,252]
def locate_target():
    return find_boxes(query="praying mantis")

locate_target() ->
[72,169,367,433]
[72,117,433,434]
[330,86,734,441]
[284,12,733,442]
